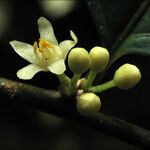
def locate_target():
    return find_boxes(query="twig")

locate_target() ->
[80,113,150,149]
[0,77,77,117]
[0,77,150,148]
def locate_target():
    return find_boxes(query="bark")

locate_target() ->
[0,77,150,149]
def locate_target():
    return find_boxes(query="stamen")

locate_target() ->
[39,38,53,52]
[33,41,41,62]
[38,38,54,61]
[33,41,38,50]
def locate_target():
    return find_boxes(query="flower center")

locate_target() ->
[33,38,54,61]
[38,38,54,60]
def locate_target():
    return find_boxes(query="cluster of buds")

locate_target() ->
[10,17,141,117]
[68,46,141,116]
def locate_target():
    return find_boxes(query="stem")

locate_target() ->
[71,74,81,92]
[57,73,71,86]
[57,73,71,95]
[84,70,97,90]
[89,80,116,93]
[1,77,150,148]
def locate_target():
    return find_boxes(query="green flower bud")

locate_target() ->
[90,46,109,73]
[68,47,90,74]
[113,63,141,90]
[76,92,101,116]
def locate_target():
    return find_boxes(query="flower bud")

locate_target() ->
[68,47,90,73]
[113,63,141,90]
[90,46,109,73]
[76,92,101,116]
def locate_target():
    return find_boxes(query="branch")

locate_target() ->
[0,77,150,148]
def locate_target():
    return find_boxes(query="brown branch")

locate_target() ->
[0,77,150,148]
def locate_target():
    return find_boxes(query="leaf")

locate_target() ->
[85,0,150,59]
[84,0,144,49]
[111,33,150,63]
[110,4,150,64]
[85,0,150,82]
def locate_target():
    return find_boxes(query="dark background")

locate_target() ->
[0,1,150,149]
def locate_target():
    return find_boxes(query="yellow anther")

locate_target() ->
[33,38,54,61]
[39,38,53,52]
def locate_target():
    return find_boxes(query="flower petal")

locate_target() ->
[70,30,78,43]
[38,17,58,45]
[10,40,35,63]
[17,64,45,80]
[47,59,66,75]
[59,30,78,59]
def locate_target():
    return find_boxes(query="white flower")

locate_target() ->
[10,17,78,79]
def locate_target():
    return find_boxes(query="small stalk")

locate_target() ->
[57,73,71,95]
[71,73,81,92]
[89,80,116,93]
[84,70,97,90]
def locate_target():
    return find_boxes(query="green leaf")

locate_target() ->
[110,5,150,64]
[111,33,150,64]
[84,0,144,48]
[85,0,150,83]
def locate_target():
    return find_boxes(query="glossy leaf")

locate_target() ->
[85,0,150,62]
[111,33,150,63]
[84,0,143,49]
[110,5,150,64]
